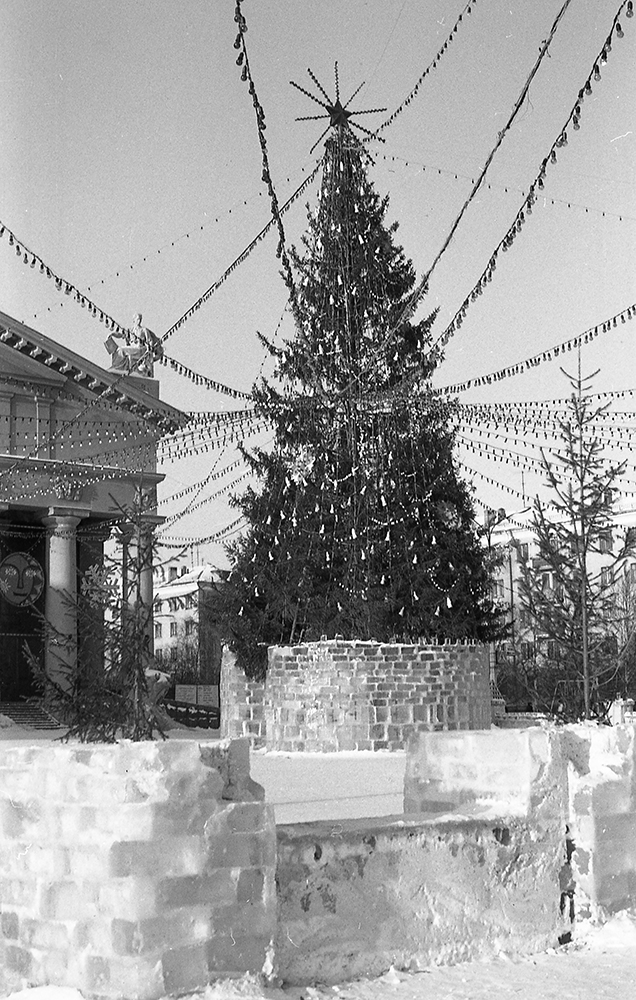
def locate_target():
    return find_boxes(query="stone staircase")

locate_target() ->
[0,702,64,730]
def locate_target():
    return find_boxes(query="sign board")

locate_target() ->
[175,684,197,704]
[197,685,219,707]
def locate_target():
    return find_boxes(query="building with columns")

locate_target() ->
[0,310,186,703]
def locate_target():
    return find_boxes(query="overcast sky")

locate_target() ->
[1,0,635,561]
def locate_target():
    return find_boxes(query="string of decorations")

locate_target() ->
[458,388,636,413]
[372,1,479,138]
[406,0,576,322]
[64,172,317,304]
[158,354,253,400]
[456,434,546,473]
[157,421,268,463]
[0,347,166,485]
[435,1,633,350]
[158,447,228,531]
[0,457,150,504]
[458,412,636,439]
[335,0,578,399]
[159,409,263,449]
[158,161,320,345]
[456,460,542,503]
[158,470,252,531]
[157,515,247,549]
[457,419,636,455]
[0,219,127,335]
[159,458,246,505]
[183,407,255,426]
[456,430,636,490]
[440,303,636,393]
[376,152,635,224]
[456,428,636,486]
[234,0,294,292]
[160,5,318,347]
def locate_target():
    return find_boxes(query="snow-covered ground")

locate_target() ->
[3,913,636,999]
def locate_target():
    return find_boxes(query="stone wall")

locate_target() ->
[0,738,276,999]
[221,640,491,752]
[276,813,568,985]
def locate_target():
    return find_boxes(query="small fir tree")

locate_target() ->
[218,125,503,677]
[27,496,166,742]
[516,367,635,720]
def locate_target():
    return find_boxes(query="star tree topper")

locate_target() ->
[290,62,386,154]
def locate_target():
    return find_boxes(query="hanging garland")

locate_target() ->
[375,152,634,223]
[373,1,479,138]
[160,2,321,346]
[332,0,579,401]
[435,2,634,350]
[159,470,253,530]
[158,164,319,344]
[157,421,269,463]
[157,515,247,549]
[0,220,127,335]
[233,0,294,291]
[160,458,246,505]
[441,303,636,393]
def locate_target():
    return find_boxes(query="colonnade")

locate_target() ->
[42,507,156,688]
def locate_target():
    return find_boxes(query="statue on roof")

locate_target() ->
[104,313,163,377]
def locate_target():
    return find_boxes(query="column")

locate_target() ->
[125,518,158,664]
[42,512,84,691]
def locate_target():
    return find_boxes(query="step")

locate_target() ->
[0,702,64,729]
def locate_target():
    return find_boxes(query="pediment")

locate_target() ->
[0,341,65,388]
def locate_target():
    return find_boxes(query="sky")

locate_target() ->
[1,0,635,564]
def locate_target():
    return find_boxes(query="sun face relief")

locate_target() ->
[0,552,45,607]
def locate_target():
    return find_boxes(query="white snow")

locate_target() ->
[3,914,636,1000]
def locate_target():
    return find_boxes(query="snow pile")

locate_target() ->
[581,910,636,951]
[4,916,636,1000]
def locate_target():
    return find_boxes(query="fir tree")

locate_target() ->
[218,126,502,678]
[515,367,635,720]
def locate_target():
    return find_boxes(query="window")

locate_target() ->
[516,543,529,563]
[170,622,178,638]
[186,594,197,610]
[601,566,613,589]
[154,623,162,640]
[185,620,195,636]
[541,572,553,592]
[520,641,535,661]
[599,530,613,554]
[154,599,162,614]
[169,567,178,581]
[546,640,558,660]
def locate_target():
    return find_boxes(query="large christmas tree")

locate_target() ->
[218,123,502,677]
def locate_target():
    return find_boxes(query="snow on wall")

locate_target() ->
[403,727,567,826]
[564,723,636,918]
[0,738,277,999]
[222,640,491,752]
[405,725,636,927]
[275,813,568,985]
